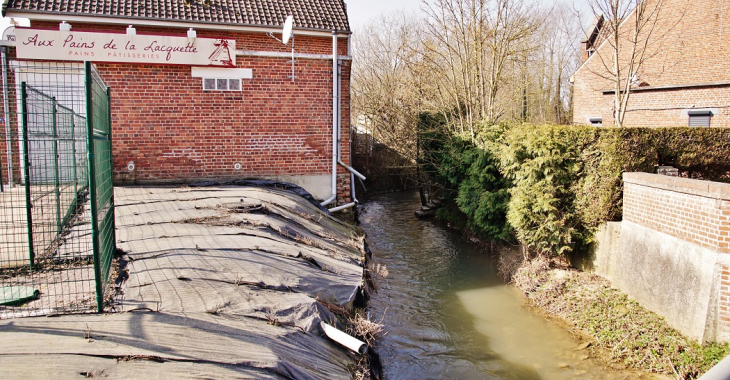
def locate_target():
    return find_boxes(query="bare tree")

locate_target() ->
[524,4,582,124]
[351,0,583,157]
[351,12,426,160]
[583,0,672,127]
[421,0,540,138]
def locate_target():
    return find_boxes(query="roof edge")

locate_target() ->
[573,5,639,78]
[4,9,352,36]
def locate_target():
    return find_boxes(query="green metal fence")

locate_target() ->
[0,61,115,317]
[21,84,88,268]
[86,62,116,311]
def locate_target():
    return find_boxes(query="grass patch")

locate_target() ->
[513,256,730,379]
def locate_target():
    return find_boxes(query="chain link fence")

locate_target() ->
[0,59,115,317]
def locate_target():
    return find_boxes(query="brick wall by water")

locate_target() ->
[722,268,730,332]
[623,173,730,333]
[623,173,730,253]
[28,21,352,202]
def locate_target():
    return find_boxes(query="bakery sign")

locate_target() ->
[14,28,236,67]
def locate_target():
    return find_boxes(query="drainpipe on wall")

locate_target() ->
[323,32,367,212]
[321,31,339,207]
[329,52,365,213]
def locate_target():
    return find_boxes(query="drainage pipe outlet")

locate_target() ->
[320,321,367,354]
[328,202,355,213]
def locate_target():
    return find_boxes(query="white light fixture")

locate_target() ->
[126,25,136,35]
[59,21,71,31]
[187,28,197,44]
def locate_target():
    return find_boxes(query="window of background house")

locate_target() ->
[688,110,712,127]
[589,117,602,127]
[202,78,242,91]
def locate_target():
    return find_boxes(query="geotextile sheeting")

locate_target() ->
[0,185,366,379]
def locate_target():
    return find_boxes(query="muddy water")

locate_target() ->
[360,191,661,380]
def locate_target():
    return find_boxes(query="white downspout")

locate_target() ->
[321,31,338,207]
[329,47,366,213]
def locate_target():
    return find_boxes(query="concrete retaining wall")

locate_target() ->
[591,173,730,343]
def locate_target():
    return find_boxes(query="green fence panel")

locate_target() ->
[1,61,114,317]
[85,62,116,313]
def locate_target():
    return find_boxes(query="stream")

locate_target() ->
[359,190,663,380]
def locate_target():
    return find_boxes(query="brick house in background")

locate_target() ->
[572,0,730,127]
[1,0,357,206]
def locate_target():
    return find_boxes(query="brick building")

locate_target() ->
[572,0,730,127]
[1,0,357,206]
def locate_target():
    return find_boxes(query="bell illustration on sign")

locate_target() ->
[209,39,233,67]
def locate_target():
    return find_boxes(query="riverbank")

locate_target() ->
[505,253,730,379]
[0,185,373,378]
[428,196,730,379]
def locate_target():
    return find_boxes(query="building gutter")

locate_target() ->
[601,80,730,94]
[236,50,351,61]
[2,11,352,37]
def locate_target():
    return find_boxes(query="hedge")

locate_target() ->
[422,123,730,256]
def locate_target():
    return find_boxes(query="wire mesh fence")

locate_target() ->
[0,60,115,318]
[86,62,116,311]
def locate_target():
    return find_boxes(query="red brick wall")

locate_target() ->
[623,173,730,253]
[25,21,352,202]
[721,266,730,332]
[623,173,730,334]
[0,63,21,186]
[573,0,730,127]
[616,85,730,127]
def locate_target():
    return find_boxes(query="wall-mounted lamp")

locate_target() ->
[59,21,71,31]
[187,28,197,44]
[126,25,136,35]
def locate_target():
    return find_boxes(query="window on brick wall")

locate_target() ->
[688,110,712,127]
[202,78,241,91]
[589,117,602,127]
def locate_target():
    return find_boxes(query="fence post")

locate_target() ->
[52,98,62,234]
[85,62,103,313]
[106,87,117,249]
[71,111,78,205]
[20,82,35,268]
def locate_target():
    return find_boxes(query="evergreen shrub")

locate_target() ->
[422,122,730,256]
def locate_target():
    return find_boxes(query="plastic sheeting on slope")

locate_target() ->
[0,185,366,379]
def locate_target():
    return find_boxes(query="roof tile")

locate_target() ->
[5,0,350,31]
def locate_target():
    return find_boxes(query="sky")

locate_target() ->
[0,0,591,37]
[345,0,592,31]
